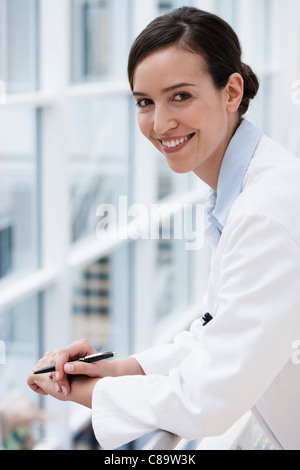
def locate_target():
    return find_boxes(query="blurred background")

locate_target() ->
[0,0,299,450]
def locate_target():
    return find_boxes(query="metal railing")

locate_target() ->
[142,412,276,451]
[142,430,182,451]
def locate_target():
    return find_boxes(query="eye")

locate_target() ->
[136,98,153,108]
[172,92,191,102]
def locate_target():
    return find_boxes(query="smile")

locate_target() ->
[159,133,195,152]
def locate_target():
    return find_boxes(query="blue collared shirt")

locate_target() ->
[205,119,262,239]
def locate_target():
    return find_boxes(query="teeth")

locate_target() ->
[162,135,191,148]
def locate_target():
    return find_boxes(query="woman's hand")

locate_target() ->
[27,354,69,400]
[27,362,100,408]
[28,339,113,397]
[27,338,145,400]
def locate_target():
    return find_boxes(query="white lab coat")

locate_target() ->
[92,134,300,450]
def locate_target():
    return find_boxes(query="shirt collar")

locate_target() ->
[205,119,262,234]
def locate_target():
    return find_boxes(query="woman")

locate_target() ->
[28,7,300,450]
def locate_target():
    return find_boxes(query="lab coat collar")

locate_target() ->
[205,119,262,238]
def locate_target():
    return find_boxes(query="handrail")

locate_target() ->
[142,430,182,451]
[141,411,275,451]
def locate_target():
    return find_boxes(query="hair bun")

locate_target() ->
[240,63,259,115]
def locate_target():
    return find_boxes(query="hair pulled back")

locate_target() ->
[128,6,259,118]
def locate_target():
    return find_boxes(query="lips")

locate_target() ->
[159,133,195,152]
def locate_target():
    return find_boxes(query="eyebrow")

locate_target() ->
[132,82,196,97]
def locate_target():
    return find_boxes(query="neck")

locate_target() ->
[193,117,241,191]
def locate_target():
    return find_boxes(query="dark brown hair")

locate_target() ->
[128,6,259,118]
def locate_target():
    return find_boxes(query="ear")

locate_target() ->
[225,73,244,113]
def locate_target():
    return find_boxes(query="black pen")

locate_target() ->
[33,351,117,375]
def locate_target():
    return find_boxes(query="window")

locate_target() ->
[0,295,40,400]
[0,108,39,283]
[0,226,12,278]
[72,258,111,349]
[71,246,130,357]
[158,0,191,15]
[69,96,130,244]
[155,229,190,322]
[71,0,130,83]
[215,0,277,136]
[0,0,39,93]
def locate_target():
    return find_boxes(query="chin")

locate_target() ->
[166,162,192,174]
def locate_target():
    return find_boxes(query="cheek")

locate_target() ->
[180,102,206,129]
[137,113,152,139]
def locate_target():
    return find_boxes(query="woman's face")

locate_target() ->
[132,46,241,190]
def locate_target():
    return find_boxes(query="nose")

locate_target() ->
[153,104,178,135]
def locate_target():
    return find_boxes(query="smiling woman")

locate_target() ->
[131,46,243,188]
[127,7,259,115]
[28,5,300,452]
[128,7,259,189]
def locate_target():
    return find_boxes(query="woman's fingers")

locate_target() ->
[54,339,97,382]
[64,360,110,377]
[28,339,99,397]
[27,373,49,396]
[49,340,97,396]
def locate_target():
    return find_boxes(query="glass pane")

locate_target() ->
[0,295,40,450]
[0,108,38,284]
[215,0,237,26]
[69,96,129,244]
[158,0,191,14]
[250,74,273,136]
[71,248,129,355]
[0,295,39,400]
[154,219,190,322]
[72,258,111,350]
[71,0,130,83]
[0,0,38,93]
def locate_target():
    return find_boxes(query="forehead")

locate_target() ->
[133,46,208,92]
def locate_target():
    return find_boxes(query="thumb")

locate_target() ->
[64,361,102,377]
